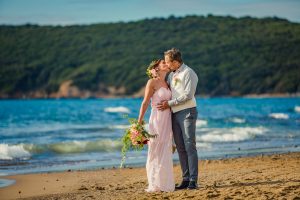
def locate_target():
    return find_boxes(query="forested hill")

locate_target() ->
[0,15,300,98]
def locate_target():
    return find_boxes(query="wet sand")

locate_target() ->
[0,152,299,200]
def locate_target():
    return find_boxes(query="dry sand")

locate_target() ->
[0,152,299,200]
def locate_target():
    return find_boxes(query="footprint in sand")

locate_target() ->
[78,185,88,190]
[206,189,220,198]
[95,186,105,190]
[207,193,220,198]
[115,186,126,190]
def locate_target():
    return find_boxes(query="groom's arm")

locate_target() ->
[168,70,198,107]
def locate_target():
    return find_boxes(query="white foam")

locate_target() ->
[198,127,268,142]
[104,106,130,113]
[269,113,289,119]
[109,124,130,129]
[0,144,31,160]
[196,143,212,149]
[229,117,246,124]
[196,119,208,127]
[48,139,122,154]
[295,106,300,113]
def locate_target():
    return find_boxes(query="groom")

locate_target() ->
[157,48,199,190]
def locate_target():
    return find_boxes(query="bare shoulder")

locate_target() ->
[146,79,156,89]
[147,78,157,85]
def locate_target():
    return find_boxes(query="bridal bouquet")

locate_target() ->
[120,117,156,168]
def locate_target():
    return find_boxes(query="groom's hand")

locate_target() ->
[157,101,170,111]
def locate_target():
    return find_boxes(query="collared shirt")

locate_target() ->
[166,63,198,107]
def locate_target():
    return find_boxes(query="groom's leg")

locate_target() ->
[179,107,198,182]
[172,113,189,181]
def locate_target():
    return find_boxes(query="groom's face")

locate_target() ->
[164,55,176,71]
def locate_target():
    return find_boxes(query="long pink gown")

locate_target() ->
[146,87,175,192]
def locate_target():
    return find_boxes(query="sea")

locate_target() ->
[0,97,300,186]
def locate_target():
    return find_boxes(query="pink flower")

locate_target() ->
[131,128,139,136]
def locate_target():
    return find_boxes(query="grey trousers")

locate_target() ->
[172,107,198,182]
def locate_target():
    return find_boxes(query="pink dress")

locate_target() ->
[146,87,175,192]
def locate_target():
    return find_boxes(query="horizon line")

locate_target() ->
[0,13,297,27]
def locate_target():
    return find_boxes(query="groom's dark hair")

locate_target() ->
[164,48,183,64]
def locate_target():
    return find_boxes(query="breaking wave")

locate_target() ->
[0,139,122,160]
[104,106,130,113]
[198,126,268,143]
[0,144,31,160]
[196,119,208,127]
[229,117,246,124]
[269,113,289,119]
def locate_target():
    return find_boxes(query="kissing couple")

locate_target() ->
[138,48,199,192]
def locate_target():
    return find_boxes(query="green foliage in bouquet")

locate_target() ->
[120,117,156,168]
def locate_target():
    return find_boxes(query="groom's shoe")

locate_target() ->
[187,181,198,190]
[175,180,189,190]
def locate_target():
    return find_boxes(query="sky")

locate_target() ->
[0,0,300,25]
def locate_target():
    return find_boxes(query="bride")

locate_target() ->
[138,59,175,192]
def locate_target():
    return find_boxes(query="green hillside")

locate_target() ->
[0,15,300,98]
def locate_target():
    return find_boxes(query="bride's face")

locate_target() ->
[158,60,170,72]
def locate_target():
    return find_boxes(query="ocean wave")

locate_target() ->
[109,124,130,129]
[48,139,122,153]
[295,106,300,113]
[269,113,289,119]
[104,106,130,113]
[0,140,123,159]
[0,144,31,160]
[196,119,208,127]
[1,124,111,136]
[229,117,246,124]
[198,126,268,143]
[196,142,212,149]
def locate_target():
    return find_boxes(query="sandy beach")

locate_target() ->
[0,152,299,200]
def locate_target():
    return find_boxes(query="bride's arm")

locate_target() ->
[138,79,155,124]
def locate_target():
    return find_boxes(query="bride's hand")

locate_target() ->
[138,119,143,124]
